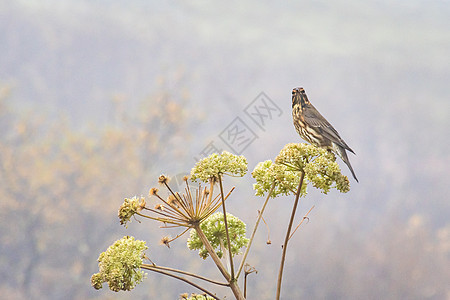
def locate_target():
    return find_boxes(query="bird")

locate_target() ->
[292,87,358,182]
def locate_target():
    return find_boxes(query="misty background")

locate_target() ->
[1,0,449,299]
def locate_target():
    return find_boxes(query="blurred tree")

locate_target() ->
[0,82,190,299]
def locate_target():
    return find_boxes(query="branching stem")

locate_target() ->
[193,223,230,280]
[142,264,229,286]
[236,182,275,279]
[276,170,305,300]
[288,205,314,240]
[193,223,245,300]
[217,173,235,280]
[142,265,219,299]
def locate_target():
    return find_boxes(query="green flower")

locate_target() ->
[252,160,307,198]
[275,142,332,170]
[118,196,146,227]
[187,212,249,259]
[181,294,216,300]
[190,151,248,182]
[252,143,350,197]
[91,236,147,292]
[303,154,350,194]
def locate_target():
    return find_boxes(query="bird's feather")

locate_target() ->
[303,104,355,154]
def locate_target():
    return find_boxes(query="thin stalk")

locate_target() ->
[236,182,275,279]
[243,264,257,299]
[166,227,190,243]
[142,265,219,299]
[276,171,305,300]
[193,223,230,281]
[141,207,188,222]
[150,192,191,220]
[288,205,315,240]
[163,181,183,202]
[135,212,187,227]
[142,264,229,286]
[207,179,215,205]
[244,272,248,298]
[193,223,245,300]
[217,173,235,280]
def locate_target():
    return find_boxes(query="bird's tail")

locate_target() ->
[334,144,358,182]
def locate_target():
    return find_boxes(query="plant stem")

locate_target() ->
[276,171,305,300]
[288,205,314,240]
[218,173,235,280]
[193,223,245,300]
[142,265,219,299]
[193,223,230,280]
[142,264,229,286]
[244,272,248,298]
[236,182,275,279]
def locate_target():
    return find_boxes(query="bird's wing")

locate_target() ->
[303,104,355,153]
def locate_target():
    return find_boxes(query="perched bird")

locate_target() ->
[292,87,358,182]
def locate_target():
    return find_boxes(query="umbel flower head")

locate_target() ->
[187,212,249,259]
[252,143,350,198]
[190,151,248,182]
[118,175,235,229]
[180,294,216,300]
[118,196,146,227]
[91,236,147,292]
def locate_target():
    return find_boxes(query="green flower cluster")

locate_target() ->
[276,142,333,169]
[91,236,147,292]
[303,154,350,194]
[180,293,216,300]
[118,196,146,227]
[190,151,248,182]
[252,143,350,197]
[187,212,249,259]
[252,160,307,198]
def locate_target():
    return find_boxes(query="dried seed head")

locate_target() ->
[148,187,159,196]
[154,204,164,211]
[159,236,171,248]
[158,174,170,185]
[182,175,189,182]
[167,194,179,207]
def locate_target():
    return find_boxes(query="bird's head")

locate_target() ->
[292,87,310,109]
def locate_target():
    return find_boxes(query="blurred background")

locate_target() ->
[1,0,449,299]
